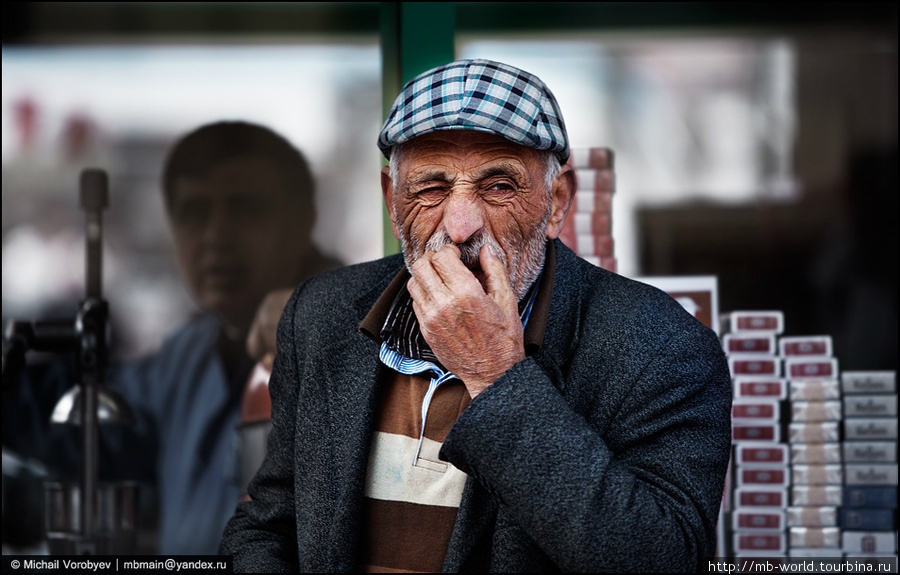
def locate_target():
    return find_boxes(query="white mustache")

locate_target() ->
[424,231,505,269]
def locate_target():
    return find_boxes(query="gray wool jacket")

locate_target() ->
[219,240,733,573]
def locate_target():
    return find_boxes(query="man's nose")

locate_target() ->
[441,193,485,245]
[202,204,233,246]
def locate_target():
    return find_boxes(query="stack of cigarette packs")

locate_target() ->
[560,147,617,273]
[781,334,844,559]
[724,311,790,559]
[841,371,898,560]
[720,309,898,566]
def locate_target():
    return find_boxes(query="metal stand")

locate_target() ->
[2,169,136,554]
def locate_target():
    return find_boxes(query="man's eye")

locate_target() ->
[416,187,447,202]
[483,182,517,198]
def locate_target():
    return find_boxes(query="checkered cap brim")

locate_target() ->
[378,59,569,164]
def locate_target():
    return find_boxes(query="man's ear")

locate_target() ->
[381,165,401,240]
[546,164,576,240]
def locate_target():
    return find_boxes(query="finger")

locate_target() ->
[409,250,445,298]
[480,244,515,303]
[246,321,264,360]
[429,243,485,292]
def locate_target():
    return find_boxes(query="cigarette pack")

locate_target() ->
[736,487,788,507]
[790,443,841,465]
[734,533,787,553]
[735,377,787,400]
[792,464,843,486]
[842,371,896,395]
[789,421,840,443]
[728,311,785,335]
[733,508,787,531]
[787,506,839,528]
[729,356,782,378]
[844,418,899,441]
[842,441,897,463]
[733,400,781,421]
[789,527,841,549]
[791,485,842,507]
[843,394,898,418]
[789,379,841,401]
[724,333,777,355]
[842,531,898,554]
[791,400,842,422]
[736,443,790,466]
[843,464,899,486]
[843,486,898,509]
[841,508,897,531]
[568,147,613,170]
[785,357,839,380]
[738,466,791,487]
[733,423,780,443]
[788,550,840,559]
[574,168,614,192]
[779,336,833,358]
[572,190,613,214]
[574,233,614,257]
[569,211,611,235]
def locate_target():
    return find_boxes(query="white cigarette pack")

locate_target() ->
[787,506,838,528]
[790,443,841,465]
[842,441,897,463]
[844,418,899,441]
[842,531,898,554]
[789,421,840,443]
[789,379,841,401]
[843,464,899,486]
[791,485,842,507]
[843,394,898,418]
[792,464,843,486]
[791,400,842,422]
[789,527,841,549]
[842,371,896,395]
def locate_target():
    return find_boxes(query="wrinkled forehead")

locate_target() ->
[396,131,546,172]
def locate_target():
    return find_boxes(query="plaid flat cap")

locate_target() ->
[378,59,570,164]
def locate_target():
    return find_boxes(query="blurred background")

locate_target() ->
[3,2,896,372]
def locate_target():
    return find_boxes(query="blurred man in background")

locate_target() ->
[2,121,340,555]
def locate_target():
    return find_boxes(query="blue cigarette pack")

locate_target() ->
[842,485,899,509]
[840,508,897,531]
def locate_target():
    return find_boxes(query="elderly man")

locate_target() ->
[220,60,732,572]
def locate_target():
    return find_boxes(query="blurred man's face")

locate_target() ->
[169,156,308,334]
[383,131,570,300]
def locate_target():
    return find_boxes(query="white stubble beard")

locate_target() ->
[398,203,550,302]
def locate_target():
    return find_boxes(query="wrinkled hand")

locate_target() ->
[246,288,294,369]
[407,244,525,398]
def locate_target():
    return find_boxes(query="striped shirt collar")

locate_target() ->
[359,240,556,360]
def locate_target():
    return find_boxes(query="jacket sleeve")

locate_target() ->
[440,305,733,572]
[219,290,302,572]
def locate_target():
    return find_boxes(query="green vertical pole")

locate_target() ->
[380,2,456,256]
